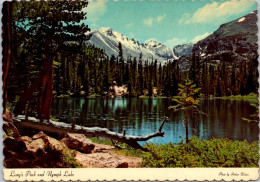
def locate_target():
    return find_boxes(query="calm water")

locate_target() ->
[51,97,259,144]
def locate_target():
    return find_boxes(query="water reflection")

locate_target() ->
[52,97,258,144]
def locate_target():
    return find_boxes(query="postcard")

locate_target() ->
[2,0,259,181]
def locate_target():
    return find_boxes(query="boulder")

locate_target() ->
[116,162,128,168]
[4,131,77,168]
[2,109,13,122]
[61,133,95,154]
[75,152,128,168]
[3,121,20,138]
[3,109,20,138]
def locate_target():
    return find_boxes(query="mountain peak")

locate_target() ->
[98,27,114,36]
[86,27,174,63]
[192,10,257,64]
[146,40,162,47]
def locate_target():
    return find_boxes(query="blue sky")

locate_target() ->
[83,0,257,48]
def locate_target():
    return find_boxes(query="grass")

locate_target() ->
[50,117,60,122]
[89,137,114,146]
[5,129,14,137]
[89,137,143,157]
[114,148,143,157]
[62,150,82,168]
[220,93,258,101]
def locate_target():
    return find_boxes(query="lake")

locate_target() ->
[51,97,259,145]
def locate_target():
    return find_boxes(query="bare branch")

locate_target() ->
[111,139,125,149]
[159,117,168,132]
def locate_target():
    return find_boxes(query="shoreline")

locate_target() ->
[54,94,258,101]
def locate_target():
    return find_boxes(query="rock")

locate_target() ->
[4,131,141,168]
[3,137,27,154]
[20,136,33,144]
[75,152,129,168]
[4,131,77,168]
[3,109,13,122]
[108,82,129,97]
[3,121,20,138]
[32,131,47,140]
[116,162,128,168]
[94,143,114,152]
[61,133,95,154]
[3,109,20,138]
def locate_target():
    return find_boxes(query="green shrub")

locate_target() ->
[89,137,114,145]
[114,147,143,158]
[62,151,82,168]
[89,137,142,157]
[141,136,259,167]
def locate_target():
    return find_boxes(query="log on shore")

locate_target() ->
[13,115,168,151]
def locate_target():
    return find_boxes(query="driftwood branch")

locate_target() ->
[111,139,125,149]
[13,115,168,151]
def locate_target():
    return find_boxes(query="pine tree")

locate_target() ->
[118,42,124,85]
[189,52,199,85]
[170,72,178,96]
[12,1,90,120]
[137,53,144,96]
[169,79,203,143]
[231,65,236,95]
[124,64,130,85]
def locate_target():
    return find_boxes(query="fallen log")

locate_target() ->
[13,115,168,151]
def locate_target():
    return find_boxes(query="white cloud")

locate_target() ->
[143,14,166,26]
[157,14,166,22]
[179,13,190,24]
[143,17,153,26]
[83,0,108,26]
[179,0,256,24]
[126,23,134,28]
[191,32,211,43]
[164,37,187,48]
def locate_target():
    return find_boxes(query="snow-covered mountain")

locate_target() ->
[85,27,174,63]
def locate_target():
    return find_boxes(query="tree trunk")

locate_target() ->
[13,116,168,151]
[2,1,12,114]
[14,40,51,115]
[38,60,53,120]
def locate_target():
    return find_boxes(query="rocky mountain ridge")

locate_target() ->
[85,10,257,68]
[85,27,175,64]
[174,10,257,70]
[172,43,194,59]
[193,11,257,64]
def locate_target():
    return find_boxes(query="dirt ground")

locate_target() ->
[75,143,142,168]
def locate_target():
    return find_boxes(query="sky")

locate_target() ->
[83,0,257,48]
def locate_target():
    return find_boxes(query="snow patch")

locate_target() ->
[237,17,246,23]
[96,33,115,52]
